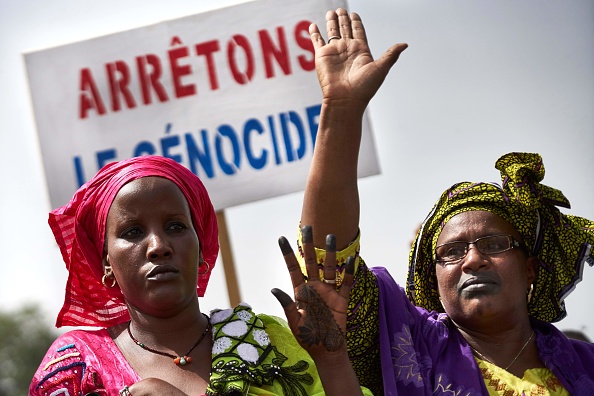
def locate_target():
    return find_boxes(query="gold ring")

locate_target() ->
[322,278,337,284]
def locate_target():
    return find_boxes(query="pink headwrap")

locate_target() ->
[49,156,219,328]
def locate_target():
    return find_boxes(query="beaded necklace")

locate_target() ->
[469,330,534,371]
[127,313,211,366]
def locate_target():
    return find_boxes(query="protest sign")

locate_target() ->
[25,0,379,211]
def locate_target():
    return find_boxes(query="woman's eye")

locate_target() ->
[168,222,187,231]
[483,241,504,252]
[121,227,142,238]
[445,246,464,257]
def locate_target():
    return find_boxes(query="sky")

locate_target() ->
[1,0,593,340]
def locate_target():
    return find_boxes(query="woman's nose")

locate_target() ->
[460,245,489,271]
[146,232,172,259]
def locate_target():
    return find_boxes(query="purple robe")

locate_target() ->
[372,267,594,395]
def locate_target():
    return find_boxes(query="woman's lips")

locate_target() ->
[459,275,498,292]
[147,264,179,280]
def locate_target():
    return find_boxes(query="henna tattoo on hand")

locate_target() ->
[296,286,345,352]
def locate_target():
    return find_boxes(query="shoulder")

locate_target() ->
[371,265,452,343]
[36,328,111,363]
[569,337,594,357]
[534,321,594,373]
[29,328,110,395]
[209,304,326,395]
[210,304,293,350]
[255,312,289,330]
[58,327,112,344]
[29,328,139,396]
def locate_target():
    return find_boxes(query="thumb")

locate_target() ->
[271,288,300,325]
[377,42,408,72]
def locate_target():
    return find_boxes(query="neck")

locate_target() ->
[451,318,537,371]
[126,300,206,342]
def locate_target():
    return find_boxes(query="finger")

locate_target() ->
[278,236,305,289]
[350,12,367,42]
[271,288,301,325]
[309,23,325,49]
[336,8,352,39]
[325,9,340,41]
[323,234,337,284]
[376,43,409,73]
[338,256,356,300]
[301,225,320,282]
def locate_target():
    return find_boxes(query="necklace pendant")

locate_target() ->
[127,314,210,368]
[175,356,192,365]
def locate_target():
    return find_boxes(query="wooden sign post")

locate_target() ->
[216,211,241,306]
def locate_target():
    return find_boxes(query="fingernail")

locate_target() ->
[301,225,313,243]
[278,236,293,255]
[271,288,293,307]
[326,234,336,251]
[345,256,355,275]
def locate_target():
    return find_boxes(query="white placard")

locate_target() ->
[25,0,379,210]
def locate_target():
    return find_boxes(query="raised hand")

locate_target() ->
[272,225,355,360]
[310,8,408,108]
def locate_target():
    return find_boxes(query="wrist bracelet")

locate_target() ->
[119,385,132,396]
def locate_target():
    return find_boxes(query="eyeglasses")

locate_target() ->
[434,234,524,264]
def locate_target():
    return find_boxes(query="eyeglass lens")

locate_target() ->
[435,235,514,262]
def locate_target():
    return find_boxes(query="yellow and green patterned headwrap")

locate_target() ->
[406,152,594,322]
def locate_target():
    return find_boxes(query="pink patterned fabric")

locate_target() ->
[49,156,219,328]
[29,329,140,395]
[29,312,336,396]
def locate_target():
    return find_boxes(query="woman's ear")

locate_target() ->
[102,255,112,273]
[526,255,538,285]
[101,255,118,289]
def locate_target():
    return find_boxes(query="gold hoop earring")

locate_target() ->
[102,274,117,288]
[527,284,534,304]
[198,261,210,275]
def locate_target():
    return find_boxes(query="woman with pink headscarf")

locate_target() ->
[29,155,371,395]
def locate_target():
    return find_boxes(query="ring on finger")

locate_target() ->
[322,278,337,284]
[327,35,341,43]
[119,386,132,396]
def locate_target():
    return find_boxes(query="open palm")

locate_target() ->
[310,9,408,106]
[272,226,354,360]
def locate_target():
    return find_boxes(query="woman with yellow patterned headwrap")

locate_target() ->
[293,8,594,396]
[408,152,593,324]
